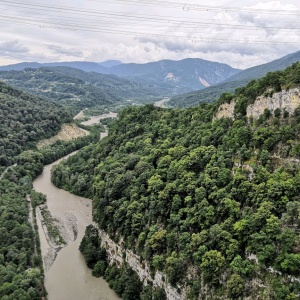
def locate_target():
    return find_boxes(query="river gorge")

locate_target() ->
[33,113,120,300]
[33,153,120,300]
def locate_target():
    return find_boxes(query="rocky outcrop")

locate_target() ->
[214,88,300,120]
[247,88,300,119]
[199,77,210,87]
[214,100,236,120]
[99,229,183,300]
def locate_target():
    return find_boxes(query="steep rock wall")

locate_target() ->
[98,229,184,300]
[247,88,300,119]
[214,100,236,120]
[214,88,300,120]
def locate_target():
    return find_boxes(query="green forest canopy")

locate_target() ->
[52,63,300,299]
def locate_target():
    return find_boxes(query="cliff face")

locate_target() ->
[214,100,236,120]
[99,229,183,300]
[214,88,300,120]
[247,88,300,119]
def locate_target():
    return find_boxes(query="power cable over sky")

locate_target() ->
[0,0,299,68]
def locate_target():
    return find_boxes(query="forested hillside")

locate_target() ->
[0,68,120,112]
[0,81,102,299]
[52,63,300,299]
[0,67,167,113]
[0,58,241,97]
[0,81,71,170]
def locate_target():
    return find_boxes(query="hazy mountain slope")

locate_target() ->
[0,61,107,73]
[98,60,122,68]
[169,50,300,108]
[0,62,42,71]
[224,50,300,83]
[0,58,241,95]
[44,66,164,99]
[0,68,123,111]
[108,58,241,93]
[169,79,249,108]
[0,67,169,110]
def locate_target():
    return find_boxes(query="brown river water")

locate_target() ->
[33,114,120,300]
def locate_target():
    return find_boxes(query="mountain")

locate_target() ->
[45,61,108,73]
[98,60,122,68]
[0,61,108,73]
[0,61,42,71]
[169,50,300,108]
[0,66,165,112]
[51,63,300,299]
[0,67,118,112]
[46,66,165,102]
[0,58,241,95]
[223,50,300,83]
[107,58,241,94]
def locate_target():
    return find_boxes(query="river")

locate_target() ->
[33,117,120,300]
[33,104,163,299]
[81,112,118,126]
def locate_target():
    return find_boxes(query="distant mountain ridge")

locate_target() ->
[0,58,241,95]
[169,50,300,108]
[98,60,122,68]
[0,66,167,111]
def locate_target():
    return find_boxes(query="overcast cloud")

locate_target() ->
[0,0,299,69]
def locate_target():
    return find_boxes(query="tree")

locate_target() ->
[227,273,244,299]
[200,250,225,285]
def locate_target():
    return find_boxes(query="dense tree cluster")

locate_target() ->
[0,168,45,299]
[0,81,71,170]
[53,64,300,299]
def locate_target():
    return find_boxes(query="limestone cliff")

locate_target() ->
[247,88,300,119]
[99,229,184,300]
[214,100,236,120]
[214,88,300,120]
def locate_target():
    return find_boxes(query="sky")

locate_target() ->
[0,0,300,69]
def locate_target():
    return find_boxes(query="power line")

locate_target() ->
[1,11,300,36]
[1,1,300,31]
[0,0,299,46]
[89,0,300,15]
[0,13,299,45]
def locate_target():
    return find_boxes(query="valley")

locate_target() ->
[50,62,300,299]
[1,52,300,300]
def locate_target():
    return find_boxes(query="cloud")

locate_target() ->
[49,45,83,57]
[0,0,299,69]
[0,40,29,54]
